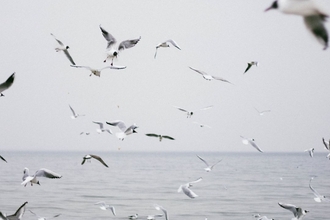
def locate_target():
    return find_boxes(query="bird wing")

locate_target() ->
[174,106,189,113]
[21,176,34,185]
[90,155,109,168]
[309,183,322,198]
[249,140,263,153]
[50,33,64,46]
[106,120,126,131]
[108,206,116,216]
[211,75,233,84]
[198,105,214,111]
[153,205,168,220]
[35,168,62,179]
[28,210,40,218]
[322,138,330,150]
[0,212,7,220]
[0,155,7,163]
[181,185,198,198]
[189,67,206,76]
[99,25,116,49]
[278,203,298,216]
[50,214,61,219]
[0,73,15,94]
[93,121,104,129]
[210,159,222,169]
[166,39,181,50]
[63,49,75,65]
[81,157,87,165]
[304,15,329,50]
[244,63,252,74]
[154,48,158,59]
[118,37,141,50]
[196,155,209,166]
[188,177,203,185]
[6,201,28,220]
[69,105,76,116]
[162,135,175,140]
[146,133,159,138]
[70,65,93,71]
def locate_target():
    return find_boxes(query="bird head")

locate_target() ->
[113,51,118,57]
[66,46,70,49]
[37,181,40,185]
[265,1,278,12]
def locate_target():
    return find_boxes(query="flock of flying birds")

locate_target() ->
[1,0,330,219]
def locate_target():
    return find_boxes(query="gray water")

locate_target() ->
[0,151,329,220]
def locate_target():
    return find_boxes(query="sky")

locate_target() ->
[0,0,330,152]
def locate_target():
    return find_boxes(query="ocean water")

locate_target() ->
[0,151,329,220]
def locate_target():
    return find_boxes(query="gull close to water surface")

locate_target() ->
[154,39,181,58]
[99,25,141,65]
[28,210,61,220]
[240,136,264,153]
[196,155,222,172]
[174,105,213,118]
[0,73,15,97]
[21,168,62,186]
[153,205,168,220]
[265,0,329,49]
[82,154,109,168]
[69,105,85,119]
[0,201,28,220]
[50,33,75,65]
[278,202,309,220]
[92,121,112,134]
[178,177,202,198]
[106,120,138,140]
[309,178,330,202]
[128,214,138,219]
[189,67,233,84]
[70,65,126,77]
[244,61,259,74]
[94,202,116,216]
[304,148,314,158]
[145,133,175,142]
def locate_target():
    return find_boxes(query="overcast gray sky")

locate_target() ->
[1,0,330,152]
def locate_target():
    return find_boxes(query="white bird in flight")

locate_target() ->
[70,65,126,77]
[50,33,76,65]
[28,210,61,220]
[304,148,314,158]
[189,67,233,84]
[244,61,259,74]
[128,214,138,219]
[145,133,175,142]
[21,168,62,186]
[240,136,264,153]
[81,154,109,168]
[106,120,138,141]
[154,39,181,58]
[322,138,330,159]
[254,107,271,116]
[99,25,141,65]
[196,155,222,172]
[174,105,213,118]
[153,204,168,220]
[92,121,112,134]
[0,73,15,97]
[309,177,330,202]
[0,201,28,220]
[69,105,85,119]
[177,177,202,198]
[94,202,116,216]
[265,0,329,50]
[278,202,309,220]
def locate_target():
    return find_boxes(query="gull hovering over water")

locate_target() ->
[50,33,75,65]
[265,0,329,50]
[174,105,213,118]
[0,73,15,97]
[82,154,109,168]
[28,210,61,220]
[240,136,263,153]
[154,39,181,58]
[196,155,222,172]
[128,214,138,219]
[0,201,28,220]
[278,202,309,220]
[94,202,116,216]
[0,155,7,163]
[70,65,126,77]
[145,133,175,142]
[99,25,141,66]
[153,205,168,220]
[92,121,112,134]
[309,177,330,202]
[106,120,138,141]
[21,168,62,186]
[177,177,202,198]
[322,138,330,159]
[304,148,314,158]
[189,67,233,84]
[69,105,85,119]
[244,61,259,74]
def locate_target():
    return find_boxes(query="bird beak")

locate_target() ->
[264,6,272,12]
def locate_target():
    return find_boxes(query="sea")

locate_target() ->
[0,151,329,220]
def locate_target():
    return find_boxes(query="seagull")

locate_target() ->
[196,155,222,172]
[0,155,7,163]
[145,133,175,142]
[128,214,138,219]
[50,33,75,65]
[94,202,116,216]
[244,61,259,74]
[278,202,309,220]
[309,178,330,202]
[153,205,168,220]
[254,108,271,116]
[154,39,181,58]
[81,154,109,168]
[193,122,211,128]
[254,215,274,220]
[265,0,329,50]
[174,105,213,118]
[0,73,15,97]
[92,121,112,134]
[106,120,138,141]
[99,25,141,65]
[70,65,126,77]
[304,148,314,158]
[79,132,90,135]
[240,136,263,153]
[177,177,202,198]
[69,105,85,119]
[189,67,233,84]
[322,138,330,159]
[147,214,163,220]
[28,210,61,220]
[0,201,28,220]
[21,168,62,186]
